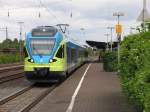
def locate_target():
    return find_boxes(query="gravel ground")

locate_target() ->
[0,85,52,112]
[0,78,31,100]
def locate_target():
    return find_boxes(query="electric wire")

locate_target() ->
[36,0,68,24]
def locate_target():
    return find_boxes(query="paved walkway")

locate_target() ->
[73,63,136,112]
[30,63,136,112]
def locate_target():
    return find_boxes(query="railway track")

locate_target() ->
[20,85,57,112]
[0,63,23,68]
[0,63,58,112]
[0,64,23,73]
[0,84,57,112]
[0,72,24,84]
[0,63,24,84]
[0,84,33,105]
[0,64,58,112]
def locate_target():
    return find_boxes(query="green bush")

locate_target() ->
[119,32,150,112]
[0,53,21,64]
[103,51,118,72]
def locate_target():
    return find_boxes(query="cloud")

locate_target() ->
[0,0,148,44]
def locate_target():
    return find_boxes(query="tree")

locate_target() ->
[13,38,19,50]
[1,39,12,49]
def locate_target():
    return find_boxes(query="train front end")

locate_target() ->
[24,26,66,82]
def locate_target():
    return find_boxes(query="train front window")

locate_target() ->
[31,27,57,37]
[30,39,55,55]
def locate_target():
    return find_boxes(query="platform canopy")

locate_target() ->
[86,41,106,49]
[86,40,118,50]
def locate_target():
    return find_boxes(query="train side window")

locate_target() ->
[56,45,64,58]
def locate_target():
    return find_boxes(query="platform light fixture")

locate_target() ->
[113,12,124,24]
[107,27,114,52]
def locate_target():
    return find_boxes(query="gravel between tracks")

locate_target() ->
[0,78,32,101]
[0,85,54,112]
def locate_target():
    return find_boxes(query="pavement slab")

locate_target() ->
[73,62,136,112]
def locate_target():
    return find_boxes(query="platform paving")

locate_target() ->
[73,62,136,112]
[30,62,136,112]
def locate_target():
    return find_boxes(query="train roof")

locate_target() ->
[66,40,86,49]
[61,34,86,49]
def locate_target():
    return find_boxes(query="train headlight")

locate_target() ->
[49,59,53,63]
[28,58,34,63]
[31,59,34,63]
[49,59,57,63]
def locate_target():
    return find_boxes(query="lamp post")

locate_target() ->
[105,34,110,51]
[17,21,24,62]
[80,28,85,44]
[69,0,73,18]
[113,12,124,72]
[107,27,114,52]
[130,27,136,34]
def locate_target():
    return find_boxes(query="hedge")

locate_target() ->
[119,32,150,112]
[103,51,118,72]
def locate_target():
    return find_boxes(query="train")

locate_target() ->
[24,26,89,82]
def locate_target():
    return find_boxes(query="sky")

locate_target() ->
[0,0,149,44]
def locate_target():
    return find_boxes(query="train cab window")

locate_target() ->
[23,47,28,57]
[56,45,64,58]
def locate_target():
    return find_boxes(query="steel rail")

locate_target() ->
[0,72,24,84]
[19,85,57,112]
[0,85,33,105]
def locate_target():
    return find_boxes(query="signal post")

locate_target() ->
[113,12,124,72]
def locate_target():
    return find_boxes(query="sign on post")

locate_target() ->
[115,24,122,34]
[115,24,122,42]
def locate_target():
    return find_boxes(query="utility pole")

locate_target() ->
[17,22,24,62]
[137,0,150,32]
[107,27,114,52]
[113,12,124,72]
[142,0,146,31]
[6,27,8,40]
[69,0,73,18]
[0,27,8,40]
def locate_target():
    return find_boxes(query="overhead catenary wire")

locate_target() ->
[0,0,89,43]
[2,0,73,31]
[36,0,69,25]
[35,0,81,43]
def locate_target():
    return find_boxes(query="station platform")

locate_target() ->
[30,62,136,112]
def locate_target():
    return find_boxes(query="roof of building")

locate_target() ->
[86,40,118,50]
